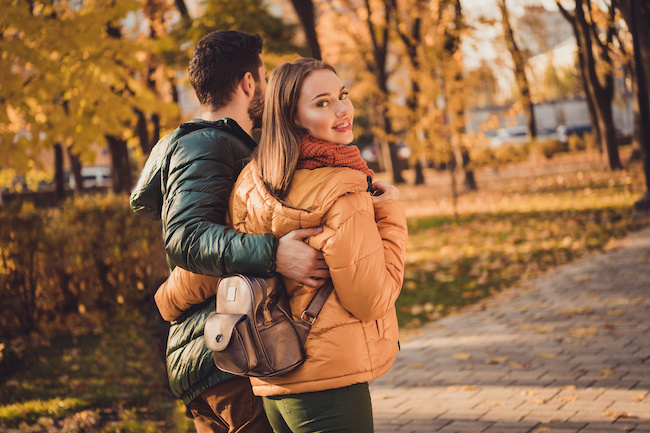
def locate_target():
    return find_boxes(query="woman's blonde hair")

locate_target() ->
[254,58,336,199]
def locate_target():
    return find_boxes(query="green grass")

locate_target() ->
[395,158,650,327]
[0,313,185,431]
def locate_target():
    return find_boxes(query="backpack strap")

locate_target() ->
[294,279,334,344]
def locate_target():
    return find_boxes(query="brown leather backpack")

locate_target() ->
[204,274,332,377]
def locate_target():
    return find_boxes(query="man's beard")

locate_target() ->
[248,86,264,129]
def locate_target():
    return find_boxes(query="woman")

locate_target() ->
[156,58,407,432]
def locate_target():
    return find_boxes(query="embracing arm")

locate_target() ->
[155,226,329,322]
[162,135,277,277]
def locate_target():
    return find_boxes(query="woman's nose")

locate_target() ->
[335,101,351,117]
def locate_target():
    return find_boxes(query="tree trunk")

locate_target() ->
[498,0,537,139]
[135,108,152,155]
[626,0,650,210]
[443,0,477,191]
[557,0,620,168]
[53,143,65,203]
[106,135,132,193]
[289,0,322,59]
[68,150,84,194]
[362,0,404,184]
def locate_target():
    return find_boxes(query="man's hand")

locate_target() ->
[276,227,330,287]
[371,180,400,203]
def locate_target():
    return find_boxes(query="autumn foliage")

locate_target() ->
[0,194,168,339]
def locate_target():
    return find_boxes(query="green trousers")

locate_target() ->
[262,382,374,433]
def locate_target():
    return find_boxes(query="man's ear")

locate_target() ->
[240,72,255,98]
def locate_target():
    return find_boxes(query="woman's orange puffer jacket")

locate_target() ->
[155,160,407,397]
[231,161,407,396]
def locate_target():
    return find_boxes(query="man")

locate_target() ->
[130,30,328,432]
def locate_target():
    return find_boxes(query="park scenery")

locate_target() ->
[1,0,650,431]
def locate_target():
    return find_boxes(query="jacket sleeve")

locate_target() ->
[162,133,277,278]
[154,267,220,322]
[317,192,407,321]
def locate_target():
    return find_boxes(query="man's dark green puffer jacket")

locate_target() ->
[130,118,278,405]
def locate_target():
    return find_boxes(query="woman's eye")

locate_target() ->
[316,100,330,108]
[340,91,349,100]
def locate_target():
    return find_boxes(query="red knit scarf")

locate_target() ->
[296,135,374,178]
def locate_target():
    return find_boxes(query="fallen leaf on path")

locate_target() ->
[564,385,577,391]
[601,369,615,376]
[409,363,426,369]
[555,395,577,402]
[534,326,555,333]
[522,390,538,396]
[573,275,592,283]
[538,353,557,359]
[632,395,646,401]
[484,401,504,407]
[453,352,472,360]
[528,397,547,405]
[569,326,597,338]
[602,411,631,419]
[445,385,477,392]
[561,307,594,317]
[485,356,509,364]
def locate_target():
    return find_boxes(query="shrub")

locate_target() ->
[0,194,169,338]
[537,138,567,159]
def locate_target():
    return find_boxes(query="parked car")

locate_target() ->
[556,122,593,144]
[359,142,411,172]
[69,166,112,189]
[489,125,561,148]
[489,125,531,148]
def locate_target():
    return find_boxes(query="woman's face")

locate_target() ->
[294,69,354,145]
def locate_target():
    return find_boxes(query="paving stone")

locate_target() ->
[371,227,650,432]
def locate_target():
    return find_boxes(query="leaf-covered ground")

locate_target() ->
[1,150,648,432]
[393,151,649,327]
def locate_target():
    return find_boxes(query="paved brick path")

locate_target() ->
[371,227,650,433]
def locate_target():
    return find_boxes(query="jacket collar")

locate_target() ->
[182,118,258,150]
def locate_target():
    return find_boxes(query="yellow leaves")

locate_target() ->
[453,352,472,360]
[602,411,631,419]
[528,397,547,405]
[561,307,594,317]
[485,356,509,364]
[555,395,577,402]
[537,353,557,359]
[409,363,426,369]
[534,326,555,334]
[445,385,477,392]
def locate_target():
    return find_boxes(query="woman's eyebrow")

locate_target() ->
[310,87,346,102]
[310,92,330,102]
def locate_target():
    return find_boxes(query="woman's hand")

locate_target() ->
[371,180,399,203]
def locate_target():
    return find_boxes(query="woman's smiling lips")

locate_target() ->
[333,120,352,132]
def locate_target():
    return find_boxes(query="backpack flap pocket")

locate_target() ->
[204,313,246,352]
